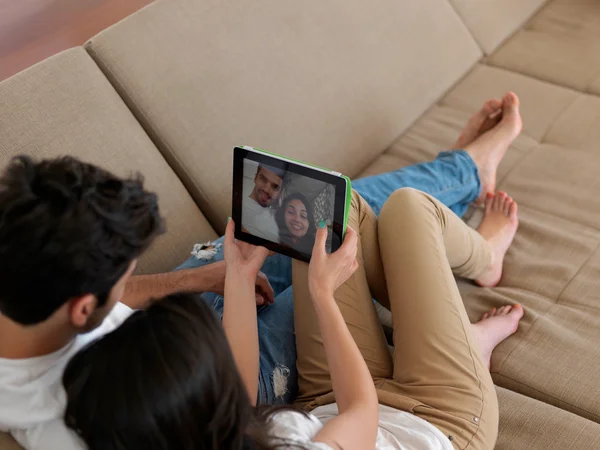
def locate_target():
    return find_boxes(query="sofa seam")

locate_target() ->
[483,59,600,102]
[495,141,541,188]
[584,68,600,95]
[493,297,553,374]
[84,42,222,232]
[538,94,582,145]
[555,239,600,306]
[498,99,593,192]
[509,200,600,235]
[555,300,600,312]
[490,373,600,422]
[446,4,487,55]
[449,0,548,57]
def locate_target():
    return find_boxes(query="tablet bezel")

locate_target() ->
[232,146,347,262]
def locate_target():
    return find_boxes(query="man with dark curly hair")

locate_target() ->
[0,156,166,449]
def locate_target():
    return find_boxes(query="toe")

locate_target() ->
[497,191,508,211]
[489,98,503,112]
[482,312,489,320]
[503,92,520,114]
[503,197,513,216]
[509,201,518,220]
[499,194,508,213]
[482,100,494,116]
[485,193,494,213]
[510,304,525,322]
[484,98,502,116]
[493,193,503,211]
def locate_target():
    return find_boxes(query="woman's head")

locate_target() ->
[276,193,317,250]
[63,293,257,450]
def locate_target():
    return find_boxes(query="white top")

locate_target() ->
[269,403,454,450]
[0,302,133,450]
[242,195,280,242]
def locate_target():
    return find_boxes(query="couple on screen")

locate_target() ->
[243,163,319,254]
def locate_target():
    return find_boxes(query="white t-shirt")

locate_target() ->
[0,302,133,450]
[242,195,280,242]
[269,403,454,450]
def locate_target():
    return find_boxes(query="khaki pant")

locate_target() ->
[292,188,498,450]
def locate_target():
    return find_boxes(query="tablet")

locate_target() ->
[232,146,351,262]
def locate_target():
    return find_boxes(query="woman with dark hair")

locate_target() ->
[275,192,317,254]
[63,292,262,449]
[63,219,326,450]
[64,188,523,450]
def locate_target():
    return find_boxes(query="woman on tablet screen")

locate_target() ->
[275,192,317,254]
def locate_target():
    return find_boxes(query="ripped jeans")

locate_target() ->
[175,150,481,404]
[177,248,297,404]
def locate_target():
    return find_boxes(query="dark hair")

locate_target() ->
[63,293,304,450]
[257,164,286,180]
[275,192,317,254]
[0,155,163,324]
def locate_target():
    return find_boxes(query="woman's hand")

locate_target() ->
[224,219,270,282]
[222,218,267,405]
[308,224,359,300]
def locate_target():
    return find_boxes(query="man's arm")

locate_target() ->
[122,261,274,310]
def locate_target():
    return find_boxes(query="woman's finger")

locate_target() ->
[340,226,358,257]
[224,218,236,248]
[312,225,328,256]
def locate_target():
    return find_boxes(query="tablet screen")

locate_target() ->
[233,147,348,262]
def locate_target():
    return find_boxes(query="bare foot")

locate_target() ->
[454,98,503,149]
[465,93,523,204]
[475,192,519,287]
[471,304,524,369]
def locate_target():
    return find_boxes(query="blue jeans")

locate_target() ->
[175,149,480,404]
[353,150,479,218]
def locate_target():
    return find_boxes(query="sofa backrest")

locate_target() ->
[84,0,482,233]
[0,48,217,275]
[449,0,548,54]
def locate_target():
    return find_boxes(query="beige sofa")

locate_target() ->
[2,0,600,448]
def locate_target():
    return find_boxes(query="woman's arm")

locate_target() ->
[223,268,260,404]
[309,226,379,450]
[222,219,270,405]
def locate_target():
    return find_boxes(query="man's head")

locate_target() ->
[0,155,164,330]
[251,165,285,207]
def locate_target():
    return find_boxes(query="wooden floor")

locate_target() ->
[0,0,153,81]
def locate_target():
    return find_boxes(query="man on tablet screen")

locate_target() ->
[242,164,285,242]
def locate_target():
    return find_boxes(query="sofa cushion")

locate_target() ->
[0,48,217,275]
[360,64,600,422]
[488,0,600,95]
[449,0,548,54]
[84,0,481,233]
[496,386,600,449]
